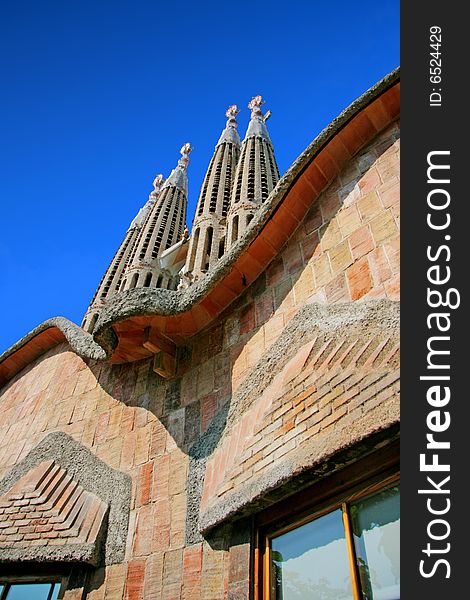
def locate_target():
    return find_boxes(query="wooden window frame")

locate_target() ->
[253,440,400,600]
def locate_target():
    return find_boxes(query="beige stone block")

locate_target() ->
[313,254,332,288]
[370,211,398,245]
[329,241,353,275]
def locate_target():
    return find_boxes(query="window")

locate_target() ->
[231,215,239,243]
[0,582,61,600]
[257,443,399,600]
[129,273,138,289]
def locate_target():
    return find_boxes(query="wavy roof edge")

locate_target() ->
[0,67,400,385]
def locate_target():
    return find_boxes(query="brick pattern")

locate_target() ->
[201,331,399,511]
[0,459,107,556]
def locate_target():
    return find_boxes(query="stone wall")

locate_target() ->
[0,120,400,599]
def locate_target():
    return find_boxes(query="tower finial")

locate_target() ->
[162,144,192,193]
[248,95,265,113]
[226,104,241,119]
[150,173,165,198]
[178,142,193,169]
[178,142,193,167]
[153,173,164,189]
[180,142,192,157]
[217,105,241,146]
[244,95,272,141]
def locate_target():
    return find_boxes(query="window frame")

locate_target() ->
[0,578,65,600]
[253,439,400,600]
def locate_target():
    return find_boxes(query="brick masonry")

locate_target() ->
[0,119,400,597]
[0,460,108,565]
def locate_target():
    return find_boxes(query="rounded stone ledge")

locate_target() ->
[0,317,109,386]
[0,317,108,362]
[199,424,400,535]
[0,542,103,567]
[93,68,400,345]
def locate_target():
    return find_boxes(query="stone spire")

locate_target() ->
[82,174,165,333]
[121,144,192,292]
[226,96,280,248]
[184,106,241,280]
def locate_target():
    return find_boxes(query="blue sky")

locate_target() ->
[0,0,399,353]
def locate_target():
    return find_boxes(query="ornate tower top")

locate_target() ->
[162,143,193,194]
[149,173,165,198]
[184,105,242,279]
[226,104,241,118]
[226,95,279,249]
[245,95,272,142]
[128,174,165,230]
[217,105,242,146]
[248,95,264,112]
[180,142,192,164]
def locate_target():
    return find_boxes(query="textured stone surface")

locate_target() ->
[0,460,108,565]
[0,432,131,566]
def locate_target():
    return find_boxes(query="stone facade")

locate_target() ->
[0,71,400,598]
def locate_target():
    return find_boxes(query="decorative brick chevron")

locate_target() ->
[0,459,108,565]
[199,301,400,530]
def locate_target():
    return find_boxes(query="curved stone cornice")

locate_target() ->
[0,317,114,386]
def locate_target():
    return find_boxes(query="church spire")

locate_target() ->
[226,96,280,249]
[184,106,241,281]
[121,144,191,292]
[161,142,192,195]
[82,173,165,333]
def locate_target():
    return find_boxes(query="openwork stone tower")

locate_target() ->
[82,97,279,329]
[82,174,165,333]
[184,106,241,281]
[226,96,280,248]
[121,144,192,293]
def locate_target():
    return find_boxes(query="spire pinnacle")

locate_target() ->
[178,142,193,168]
[248,95,265,114]
[163,143,192,194]
[149,173,165,198]
[226,104,241,119]
[128,173,165,231]
[245,95,272,141]
[217,105,241,146]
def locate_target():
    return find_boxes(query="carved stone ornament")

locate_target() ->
[226,104,241,119]
[248,95,265,111]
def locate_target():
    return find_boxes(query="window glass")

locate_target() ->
[2,583,60,600]
[350,485,400,600]
[271,508,353,600]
